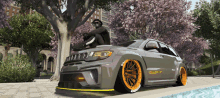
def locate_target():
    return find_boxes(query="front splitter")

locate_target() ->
[56,87,114,91]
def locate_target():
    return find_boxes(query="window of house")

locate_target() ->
[103,22,108,26]
[102,17,108,21]
[91,19,93,22]
[17,10,19,13]
[13,8,15,11]
[7,7,9,10]
[97,11,99,14]
[6,12,9,15]
[12,13,14,16]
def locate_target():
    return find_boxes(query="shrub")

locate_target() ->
[195,69,206,75]
[0,55,36,83]
[40,72,47,76]
[43,70,47,72]
[187,70,198,76]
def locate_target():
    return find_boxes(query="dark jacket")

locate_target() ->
[88,26,111,44]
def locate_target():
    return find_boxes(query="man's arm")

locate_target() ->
[88,27,106,36]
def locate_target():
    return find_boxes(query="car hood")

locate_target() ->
[76,45,115,53]
[76,45,137,54]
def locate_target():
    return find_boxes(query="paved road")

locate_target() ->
[1,76,220,98]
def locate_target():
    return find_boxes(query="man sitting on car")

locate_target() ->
[72,19,111,51]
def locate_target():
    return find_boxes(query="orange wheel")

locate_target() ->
[176,67,187,86]
[114,59,142,93]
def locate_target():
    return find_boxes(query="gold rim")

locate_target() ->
[180,67,187,85]
[122,59,142,90]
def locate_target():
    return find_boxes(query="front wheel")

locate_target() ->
[114,59,142,93]
[176,67,187,86]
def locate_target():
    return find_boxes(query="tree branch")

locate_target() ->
[85,0,89,10]
[49,0,62,18]
[88,0,95,8]
[57,0,62,15]
[40,0,60,33]
[67,0,77,20]
[77,6,96,27]
[30,0,44,15]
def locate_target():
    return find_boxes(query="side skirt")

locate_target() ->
[146,79,176,86]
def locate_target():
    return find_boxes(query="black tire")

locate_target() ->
[114,59,142,93]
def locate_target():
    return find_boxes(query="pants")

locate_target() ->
[72,34,106,51]
[83,34,105,48]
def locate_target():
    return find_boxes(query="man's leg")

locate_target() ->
[84,36,96,46]
[72,35,95,51]
[95,34,105,45]
[88,34,105,48]
[72,34,105,51]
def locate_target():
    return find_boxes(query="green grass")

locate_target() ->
[196,60,220,75]
[40,72,53,77]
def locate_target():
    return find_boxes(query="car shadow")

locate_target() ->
[54,84,176,98]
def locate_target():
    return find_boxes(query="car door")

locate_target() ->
[142,40,165,80]
[168,46,183,79]
[158,43,176,79]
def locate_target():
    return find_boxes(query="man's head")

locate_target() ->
[92,19,102,29]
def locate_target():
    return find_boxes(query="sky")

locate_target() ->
[187,0,211,11]
[61,0,211,13]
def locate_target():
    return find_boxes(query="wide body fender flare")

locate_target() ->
[103,53,148,89]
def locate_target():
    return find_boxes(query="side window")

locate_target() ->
[169,47,178,56]
[144,41,160,52]
[159,43,175,56]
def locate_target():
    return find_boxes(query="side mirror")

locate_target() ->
[145,43,159,49]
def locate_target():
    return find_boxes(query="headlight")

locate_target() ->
[89,51,113,58]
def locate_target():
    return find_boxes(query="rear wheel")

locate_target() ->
[176,67,187,86]
[114,59,142,93]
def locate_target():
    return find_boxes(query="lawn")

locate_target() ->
[196,60,220,75]
[40,72,54,77]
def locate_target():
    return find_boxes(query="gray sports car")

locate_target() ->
[56,39,187,93]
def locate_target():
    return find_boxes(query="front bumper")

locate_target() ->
[58,67,101,89]
[57,54,122,91]
[56,87,114,91]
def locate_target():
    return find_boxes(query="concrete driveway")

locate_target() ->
[1,75,220,98]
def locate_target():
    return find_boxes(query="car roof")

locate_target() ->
[145,38,172,47]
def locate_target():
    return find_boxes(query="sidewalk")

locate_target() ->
[1,76,220,98]
[0,79,62,98]
[105,76,220,98]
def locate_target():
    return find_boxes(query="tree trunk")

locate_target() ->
[50,23,71,81]
[213,64,220,75]
[4,43,11,61]
[20,44,23,55]
[29,52,40,77]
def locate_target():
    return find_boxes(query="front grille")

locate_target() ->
[58,81,82,88]
[65,52,88,63]
[60,73,82,82]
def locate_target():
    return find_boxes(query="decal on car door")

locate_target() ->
[149,71,162,74]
